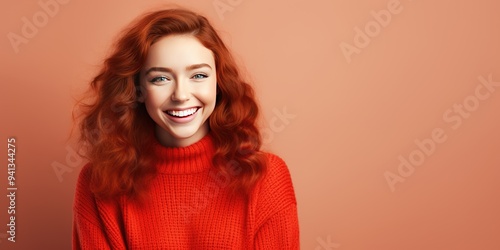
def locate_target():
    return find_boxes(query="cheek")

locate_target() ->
[199,82,218,105]
[144,89,168,108]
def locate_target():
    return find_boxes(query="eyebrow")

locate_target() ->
[144,63,212,75]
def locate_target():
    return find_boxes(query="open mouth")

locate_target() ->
[164,107,200,118]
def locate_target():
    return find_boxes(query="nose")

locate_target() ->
[171,79,190,102]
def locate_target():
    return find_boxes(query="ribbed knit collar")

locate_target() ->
[151,132,215,174]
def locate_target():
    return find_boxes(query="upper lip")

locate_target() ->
[163,106,200,112]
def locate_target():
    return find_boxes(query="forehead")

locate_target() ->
[143,34,215,69]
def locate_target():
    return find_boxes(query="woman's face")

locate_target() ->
[139,34,217,147]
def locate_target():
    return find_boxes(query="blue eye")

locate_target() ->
[150,76,169,83]
[192,74,208,79]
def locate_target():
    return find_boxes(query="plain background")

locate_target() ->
[1,0,500,249]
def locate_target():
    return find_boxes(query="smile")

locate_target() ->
[164,107,199,118]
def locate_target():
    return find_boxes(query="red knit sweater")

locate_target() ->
[72,133,299,249]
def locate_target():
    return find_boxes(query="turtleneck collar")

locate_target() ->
[151,132,215,174]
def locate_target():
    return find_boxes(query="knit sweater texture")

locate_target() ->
[72,133,299,249]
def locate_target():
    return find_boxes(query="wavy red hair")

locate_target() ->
[74,8,267,199]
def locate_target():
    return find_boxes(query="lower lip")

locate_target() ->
[164,108,200,124]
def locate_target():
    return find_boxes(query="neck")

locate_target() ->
[152,130,215,174]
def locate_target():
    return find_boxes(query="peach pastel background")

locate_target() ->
[1,0,499,249]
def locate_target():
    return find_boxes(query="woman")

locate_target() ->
[73,8,299,249]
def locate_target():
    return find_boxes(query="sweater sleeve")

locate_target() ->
[253,153,300,249]
[73,214,112,250]
[254,204,300,249]
[72,163,122,250]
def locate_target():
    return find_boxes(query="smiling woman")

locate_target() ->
[72,8,299,249]
[139,35,217,147]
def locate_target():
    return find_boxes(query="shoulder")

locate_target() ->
[73,163,95,213]
[262,153,295,191]
[265,153,287,169]
[75,162,93,191]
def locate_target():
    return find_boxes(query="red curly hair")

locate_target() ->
[74,8,267,199]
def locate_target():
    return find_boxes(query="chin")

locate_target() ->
[155,121,209,146]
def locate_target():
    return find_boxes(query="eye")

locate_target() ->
[192,73,208,80]
[150,76,170,84]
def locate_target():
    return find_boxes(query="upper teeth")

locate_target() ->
[167,108,198,117]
